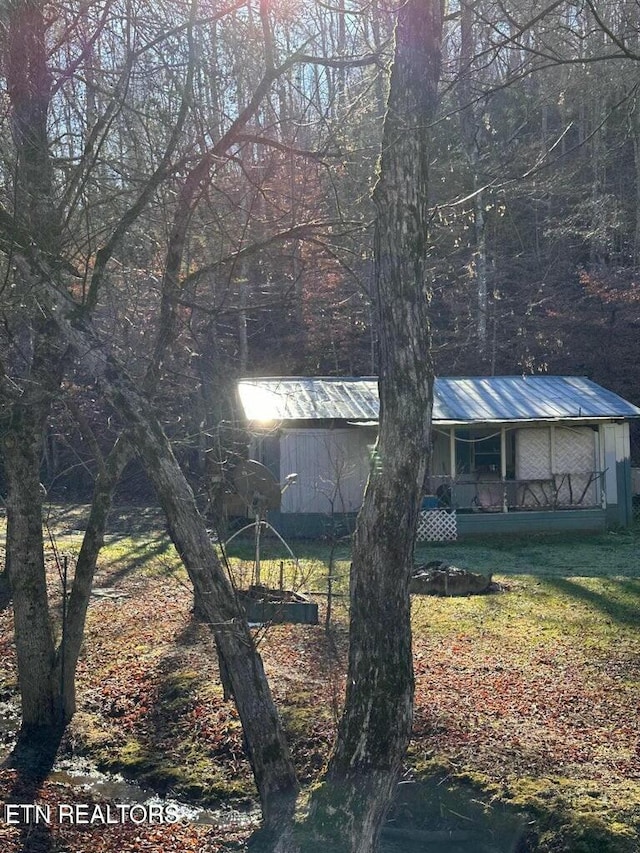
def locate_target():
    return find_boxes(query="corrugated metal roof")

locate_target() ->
[434,376,640,421]
[238,377,379,421]
[237,376,640,423]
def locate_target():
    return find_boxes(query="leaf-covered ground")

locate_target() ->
[0,512,639,852]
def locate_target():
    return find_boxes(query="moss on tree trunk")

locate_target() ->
[304,1,443,850]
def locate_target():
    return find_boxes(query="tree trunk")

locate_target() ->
[120,399,299,830]
[3,407,59,733]
[0,0,68,740]
[459,0,489,356]
[1,323,68,734]
[630,88,640,267]
[6,137,218,730]
[305,1,442,851]
[30,287,300,830]
[58,435,132,719]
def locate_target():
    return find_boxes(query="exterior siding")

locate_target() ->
[601,422,632,526]
[279,428,372,514]
[269,421,631,529]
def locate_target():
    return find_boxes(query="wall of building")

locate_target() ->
[279,427,373,514]
[600,422,632,527]
[247,419,635,535]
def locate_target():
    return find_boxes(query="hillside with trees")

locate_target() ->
[1,0,638,501]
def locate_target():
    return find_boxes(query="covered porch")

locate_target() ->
[426,422,605,514]
[420,418,634,535]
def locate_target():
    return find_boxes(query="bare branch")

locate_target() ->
[179,218,365,293]
[83,0,200,313]
[584,0,640,62]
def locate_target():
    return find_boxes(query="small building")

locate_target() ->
[236,376,640,538]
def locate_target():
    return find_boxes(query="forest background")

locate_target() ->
[1,2,640,851]
[1,0,638,503]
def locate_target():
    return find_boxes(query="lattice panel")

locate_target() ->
[417,510,457,542]
[517,428,551,478]
[554,428,594,472]
[516,428,552,507]
[554,428,596,505]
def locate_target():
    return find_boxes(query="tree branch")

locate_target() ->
[82,0,200,314]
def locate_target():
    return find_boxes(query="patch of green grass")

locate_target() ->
[414,524,640,578]
[158,670,201,713]
[410,573,640,658]
[396,763,640,853]
[223,534,352,567]
[385,768,533,852]
[222,550,351,598]
[280,689,328,739]
[5,505,640,848]
[504,776,640,853]
[408,568,640,851]
[97,534,179,579]
[96,736,249,803]
[74,661,255,805]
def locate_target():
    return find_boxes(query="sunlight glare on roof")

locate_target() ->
[239,382,282,422]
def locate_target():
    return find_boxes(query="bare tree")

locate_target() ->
[292,1,443,851]
[0,0,385,832]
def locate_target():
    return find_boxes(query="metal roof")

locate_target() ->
[238,377,380,421]
[237,376,640,424]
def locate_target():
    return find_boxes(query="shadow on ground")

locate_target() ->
[379,774,533,853]
[544,577,640,627]
[3,725,65,853]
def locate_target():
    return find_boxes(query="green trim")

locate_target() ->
[456,509,606,537]
[265,511,358,540]
[261,508,608,540]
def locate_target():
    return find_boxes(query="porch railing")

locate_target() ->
[426,471,605,513]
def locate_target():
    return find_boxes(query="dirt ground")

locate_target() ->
[0,511,639,851]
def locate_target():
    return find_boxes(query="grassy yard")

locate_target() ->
[414,525,640,577]
[0,509,639,852]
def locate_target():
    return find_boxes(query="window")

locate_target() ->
[454,429,512,477]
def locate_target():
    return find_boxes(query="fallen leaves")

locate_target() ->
[1,530,640,850]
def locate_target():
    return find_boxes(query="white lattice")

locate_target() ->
[553,428,596,505]
[417,509,457,542]
[516,428,551,507]
[517,428,551,477]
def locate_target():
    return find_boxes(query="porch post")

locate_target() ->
[501,425,508,512]
[449,427,456,483]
